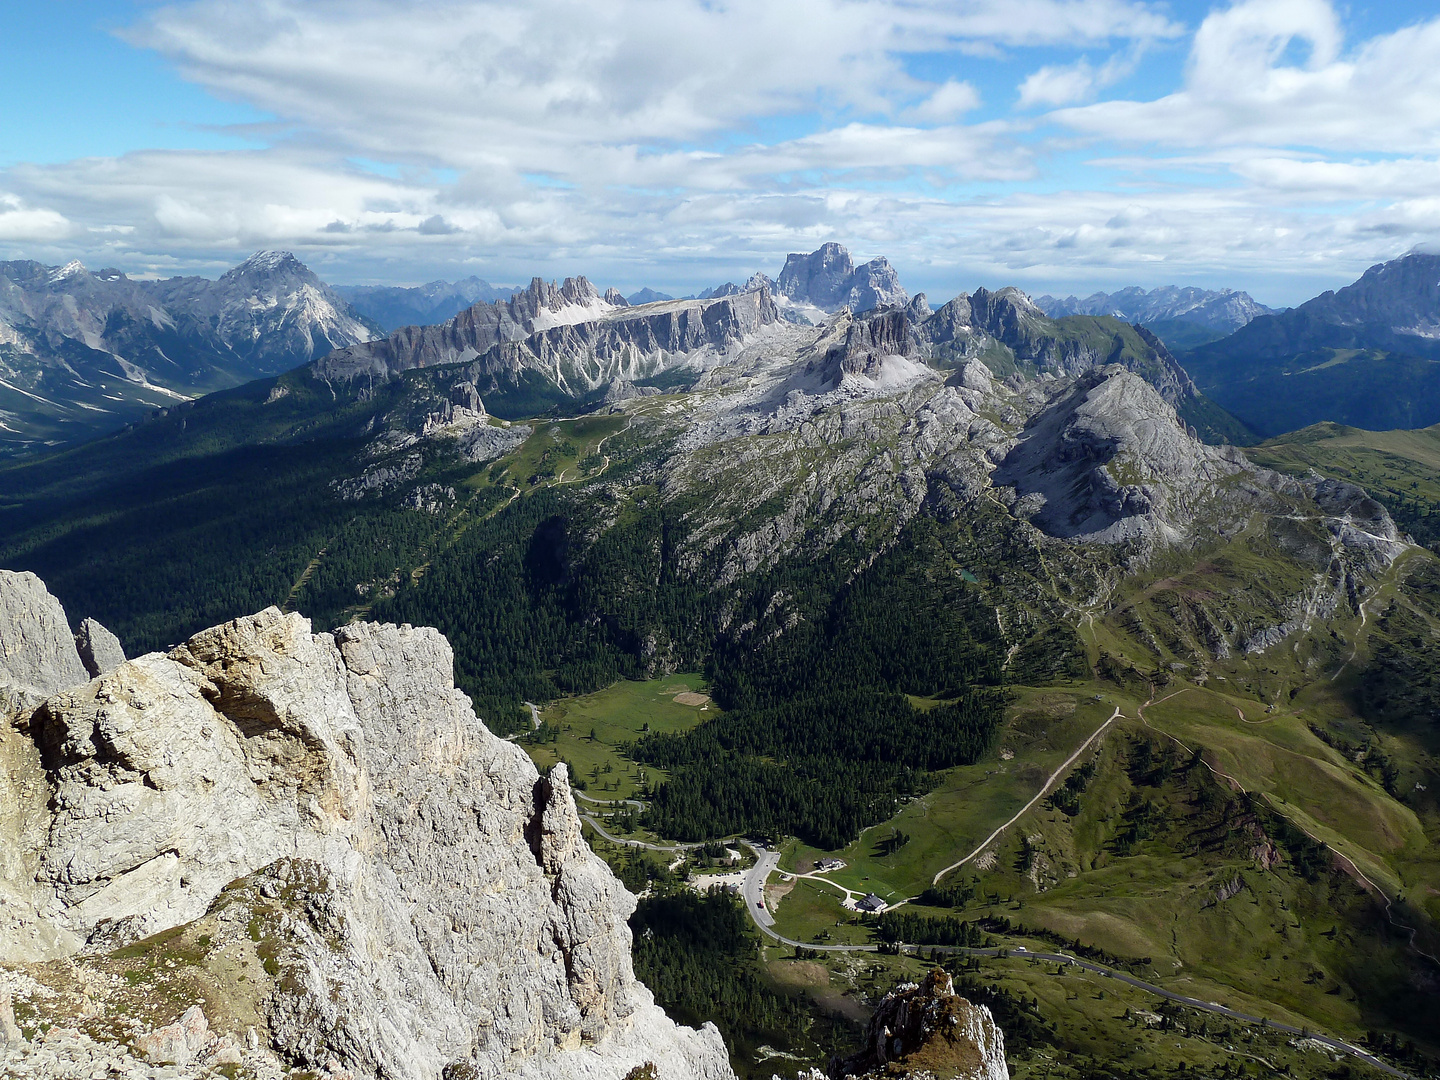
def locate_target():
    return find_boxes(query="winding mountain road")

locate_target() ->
[726,697,1412,1079]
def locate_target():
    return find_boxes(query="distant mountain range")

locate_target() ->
[12,243,1440,458]
[0,252,379,455]
[309,243,1247,445]
[625,287,674,305]
[1182,252,1440,436]
[335,277,519,332]
[1034,285,1273,349]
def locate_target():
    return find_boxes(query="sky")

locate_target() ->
[3,0,1440,306]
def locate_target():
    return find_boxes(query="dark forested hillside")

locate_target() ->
[633,519,1006,847]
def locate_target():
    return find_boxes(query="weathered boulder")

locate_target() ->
[134,1004,210,1065]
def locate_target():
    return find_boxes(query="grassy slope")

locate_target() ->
[1250,421,1440,550]
[752,513,1440,1061]
[520,673,711,802]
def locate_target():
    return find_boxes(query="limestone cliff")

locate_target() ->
[314,275,776,396]
[0,575,732,1080]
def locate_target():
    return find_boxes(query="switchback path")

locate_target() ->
[574,791,703,853]
[931,706,1125,885]
[580,812,694,851]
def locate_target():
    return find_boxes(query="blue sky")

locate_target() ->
[4,0,1440,305]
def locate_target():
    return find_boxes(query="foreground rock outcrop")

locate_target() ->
[0,571,110,710]
[0,575,732,1080]
[831,969,1007,1080]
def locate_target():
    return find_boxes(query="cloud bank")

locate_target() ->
[1,0,1438,303]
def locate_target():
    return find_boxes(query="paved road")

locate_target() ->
[574,789,646,813]
[580,812,696,851]
[740,844,781,929]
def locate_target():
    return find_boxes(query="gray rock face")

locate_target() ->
[73,618,125,679]
[0,571,89,706]
[0,606,733,1080]
[833,968,1007,1080]
[991,368,1246,545]
[804,307,924,385]
[918,288,1198,405]
[776,243,908,313]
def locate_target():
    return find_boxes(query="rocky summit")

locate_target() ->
[0,574,732,1080]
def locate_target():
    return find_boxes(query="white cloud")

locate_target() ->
[126,0,1177,167]
[1053,0,1440,151]
[1017,49,1139,107]
[907,81,982,123]
[0,196,72,243]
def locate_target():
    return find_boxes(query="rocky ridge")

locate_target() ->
[548,296,1407,669]
[313,276,777,412]
[0,575,733,1080]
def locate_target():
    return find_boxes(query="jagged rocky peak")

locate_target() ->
[920,285,1047,347]
[0,570,91,708]
[220,249,310,282]
[509,274,610,323]
[831,968,1008,1080]
[776,242,908,314]
[0,572,733,1080]
[73,617,125,680]
[800,305,929,390]
[0,570,125,712]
